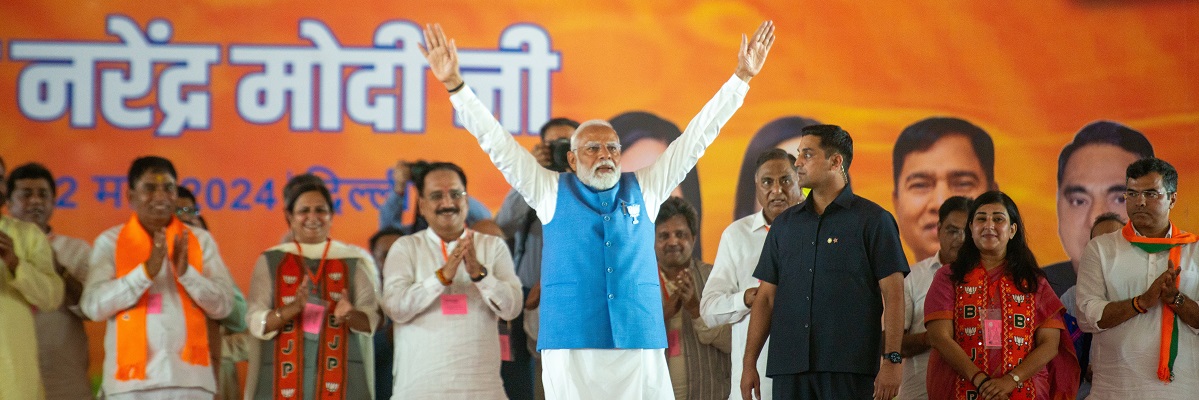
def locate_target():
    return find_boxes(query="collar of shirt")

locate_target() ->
[752,211,770,232]
[1132,223,1175,239]
[798,184,858,214]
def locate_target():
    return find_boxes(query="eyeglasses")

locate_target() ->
[175,207,200,217]
[425,189,467,202]
[1123,190,1172,200]
[572,143,621,157]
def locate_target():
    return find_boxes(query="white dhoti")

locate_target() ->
[542,349,673,400]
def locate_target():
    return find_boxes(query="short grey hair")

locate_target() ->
[571,119,616,148]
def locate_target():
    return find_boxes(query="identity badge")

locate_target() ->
[983,308,1002,349]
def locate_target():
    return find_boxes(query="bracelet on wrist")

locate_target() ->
[436,269,452,286]
[971,371,987,387]
[447,81,465,93]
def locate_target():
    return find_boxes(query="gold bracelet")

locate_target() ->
[436,269,452,286]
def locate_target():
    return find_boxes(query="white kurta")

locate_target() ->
[382,229,522,399]
[1076,228,1199,399]
[699,211,771,400]
[898,254,942,400]
[82,224,236,399]
[449,73,749,399]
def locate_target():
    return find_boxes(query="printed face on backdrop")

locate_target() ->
[655,215,695,269]
[130,171,178,228]
[287,191,332,244]
[1056,143,1139,263]
[568,125,623,191]
[893,134,990,262]
[418,169,469,234]
[755,158,803,222]
[8,177,56,230]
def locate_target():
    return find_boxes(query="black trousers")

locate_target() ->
[772,372,874,400]
[500,287,534,400]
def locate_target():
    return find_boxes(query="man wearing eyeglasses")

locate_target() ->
[6,162,93,400]
[418,20,775,399]
[381,161,523,399]
[1076,157,1199,399]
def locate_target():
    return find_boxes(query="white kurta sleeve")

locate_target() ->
[701,227,752,328]
[80,230,153,321]
[176,230,235,320]
[449,86,561,222]
[471,235,523,321]
[381,238,448,324]
[1076,239,1112,333]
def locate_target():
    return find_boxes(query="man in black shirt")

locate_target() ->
[741,125,909,400]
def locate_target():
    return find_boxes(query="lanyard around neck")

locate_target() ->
[292,238,332,285]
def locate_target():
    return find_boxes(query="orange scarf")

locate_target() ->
[954,264,1037,400]
[272,242,349,399]
[113,215,209,381]
[1121,222,1198,382]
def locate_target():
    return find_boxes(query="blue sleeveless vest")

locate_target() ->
[537,173,667,350]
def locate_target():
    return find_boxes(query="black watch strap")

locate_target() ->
[470,267,489,282]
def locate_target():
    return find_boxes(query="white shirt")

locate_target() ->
[898,254,942,400]
[700,211,772,400]
[36,233,93,400]
[382,228,522,399]
[81,224,237,398]
[1076,228,1199,399]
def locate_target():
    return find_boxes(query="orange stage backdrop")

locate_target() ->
[3,1,1198,292]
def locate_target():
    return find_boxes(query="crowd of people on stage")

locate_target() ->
[2,21,1196,400]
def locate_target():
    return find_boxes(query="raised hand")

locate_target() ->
[145,229,168,277]
[172,229,191,277]
[735,20,776,83]
[419,23,464,90]
[392,160,413,194]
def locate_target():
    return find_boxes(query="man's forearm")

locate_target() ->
[743,284,775,368]
[880,273,905,353]
[1098,297,1143,330]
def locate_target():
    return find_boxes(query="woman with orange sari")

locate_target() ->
[924,191,1079,400]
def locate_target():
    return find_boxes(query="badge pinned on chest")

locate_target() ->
[625,203,641,224]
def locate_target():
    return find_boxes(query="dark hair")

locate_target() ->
[1126,157,1178,193]
[733,116,820,219]
[1092,212,1126,232]
[800,124,854,172]
[175,185,210,230]
[127,156,177,189]
[414,162,468,195]
[610,111,705,257]
[950,191,1043,293]
[6,163,56,198]
[655,196,700,237]
[369,227,406,252]
[938,195,973,225]
[892,117,995,191]
[282,174,333,213]
[1058,121,1154,188]
[539,117,580,142]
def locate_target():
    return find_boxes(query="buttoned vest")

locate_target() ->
[537,173,667,349]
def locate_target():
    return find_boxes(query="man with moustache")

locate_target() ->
[419,20,776,398]
[897,196,971,400]
[1076,158,1199,399]
[6,163,93,400]
[81,156,237,399]
[381,162,523,399]
[701,149,805,400]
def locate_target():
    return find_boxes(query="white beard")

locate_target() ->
[577,160,620,190]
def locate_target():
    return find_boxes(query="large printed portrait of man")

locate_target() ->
[1042,121,1154,295]
[891,117,997,262]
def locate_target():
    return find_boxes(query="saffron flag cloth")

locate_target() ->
[1121,222,1199,382]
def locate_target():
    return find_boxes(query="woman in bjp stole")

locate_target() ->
[244,174,381,400]
[924,191,1079,400]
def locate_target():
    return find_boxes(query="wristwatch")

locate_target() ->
[470,267,489,282]
[1174,292,1186,307]
[882,351,902,364]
